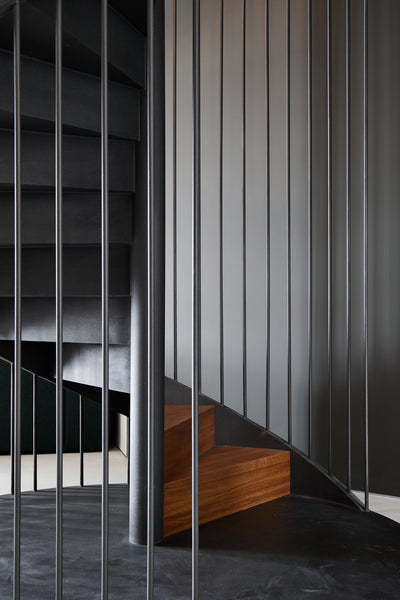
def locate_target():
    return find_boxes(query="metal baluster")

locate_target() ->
[265,0,271,431]
[101,0,110,597]
[192,0,200,597]
[307,0,313,459]
[327,0,333,476]
[33,375,38,492]
[219,0,225,407]
[10,363,14,495]
[345,0,352,493]
[13,2,21,598]
[173,0,178,381]
[242,0,247,417]
[363,0,369,512]
[147,0,155,597]
[286,0,292,445]
[55,1,63,597]
[79,394,84,487]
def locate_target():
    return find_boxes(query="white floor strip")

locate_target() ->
[0,448,128,495]
[353,490,400,524]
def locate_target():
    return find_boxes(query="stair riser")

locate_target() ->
[0,297,130,345]
[164,407,215,482]
[0,130,135,191]
[0,192,132,246]
[164,454,290,537]
[0,51,140,140]
[0,246,130,297]
[29,0,146,87]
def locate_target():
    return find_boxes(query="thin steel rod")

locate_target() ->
[265,0,271,431]
[242,0,247,418]
[345,0,352,493]
[13,2,21,598]
[33,375,37,492]
[147,0,155,597]
[173,0,178,381]
[363,0,369,512]
[219,0,225,407]
[10,363,14,495]
[286,0,292,445]
[101,0,110,597]
[79,394,84,487]
[192,0,201,598]
[55,0,63,597]
[327,0,333,476]
[307,0,313,459]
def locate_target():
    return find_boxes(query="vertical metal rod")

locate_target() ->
[173,0,178,381]
[55,1,63,597]
[147,0,155,597]
[327,0,333,476]
[345,0,352,493]
[13,2,22,598]
[192,0,200,598]
[219,0,225,407]
[242,0,247,418]
[363,0,369,512]
[286,0,292,445]
[265,0,271,431]
[307,0,313,459]
[79,394,84,487]
[101,0,109,597]
[10,363,14,495]
[33,375,38,492]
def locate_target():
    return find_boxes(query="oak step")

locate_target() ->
[163,405,291,537]
[164,405,215,482]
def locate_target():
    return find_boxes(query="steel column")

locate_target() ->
[192,0,200,597]
[13,2,21,598]
[79,394,84,487]
[242,0,247,418]
[101,0,110,596]
[173,0,178,381]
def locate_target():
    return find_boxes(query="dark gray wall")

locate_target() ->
[164,0,400,496]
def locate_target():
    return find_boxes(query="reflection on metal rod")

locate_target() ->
[173,0,177,381]
[79,394,84,487]
[147,0,155,597]
[286,0,292,445]
[192,0,200,597]
[55,1,63,597]
[101,0,110,597]
[345,0,352,493]
[242,0,247,418]
[33,375,37,492]
[307,0,313,459]
[327,0,333,476]
[265,0,270,431]
[219,0,225,407]
[363,0,369,512]
[13,2,21,598]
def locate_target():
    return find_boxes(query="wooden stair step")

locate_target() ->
[164,444,290,537]
[164,405,215,483]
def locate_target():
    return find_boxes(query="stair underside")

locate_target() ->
[163,405,290,537]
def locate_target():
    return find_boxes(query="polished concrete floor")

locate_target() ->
[0,486,399,599]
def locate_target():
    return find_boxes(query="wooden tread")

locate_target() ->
[164,406,290,537]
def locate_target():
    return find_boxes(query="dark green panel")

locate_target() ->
[36,376,56,454]
[0,360,11,453]
[21,370,33,453]
[63,390,79,452]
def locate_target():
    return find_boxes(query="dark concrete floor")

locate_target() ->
[0,485,399,599]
